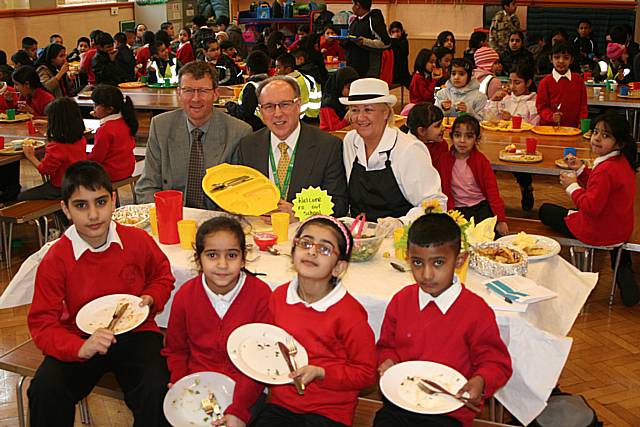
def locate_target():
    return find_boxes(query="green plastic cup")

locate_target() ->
[5,109,15,120]
[164,78,171,87]
[580,118,591,134]
[140,76,148,83]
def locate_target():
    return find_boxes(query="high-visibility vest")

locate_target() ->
[290,71,321,119]
[152,58,179,84]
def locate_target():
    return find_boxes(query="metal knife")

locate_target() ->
[210,175,252,192]
[209,392,225,425]
[420,378,482,413]
[277,341,305,395]
[106,303,129,331]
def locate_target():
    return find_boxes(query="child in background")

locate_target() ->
[374,213,512,427]
[293,49,323,88]
[80,30,103,86]
[319,26,345,61]
[389,21,411,89]
[434,30,456,53]
[113,32,136,83]
[11,65,54,116]
[27,161,174,427]
[485,61,538,124]
[88,84,137,182]
[464,31,488,66]
[402,103,448,169]
[473,47,503,100]
[11,51,32,68]
[21,37,39,64]
[435,58,487,120]
[489,0,520,51]
[34,44,74,98]
[605,43,631,84]
[540,113,639,306]
[217,40,243,85]
[252,216,376,427]
[536,30,571,75]
[409,49,438,104]
[19,97,87,200]
[319,65,359,131]
[135,31,155,76]
[500,31,534,74]
[148,41,182,85]
[163,216,272,426]
[436,115,508,235]
[536,42,588,127]
[433,46,453,87]
[0,50,14,86]
[573,19,599,66]
[226,50,270,131]
[202,38,222,65]
[92,33,131,86]
[176,28,195,65]
[66,37,90,63]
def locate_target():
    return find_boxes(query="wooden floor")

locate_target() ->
[1,160,640,426]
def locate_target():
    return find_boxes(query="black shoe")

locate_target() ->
[617,265,640,307]
[521,186,534,211]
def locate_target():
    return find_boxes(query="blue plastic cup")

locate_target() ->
[340,28,348,37]
[620,86,630,96]
[564,147,577,157]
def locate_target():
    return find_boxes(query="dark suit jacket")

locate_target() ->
[234,122,348,217]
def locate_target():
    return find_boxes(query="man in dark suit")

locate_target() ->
[234,76,348,218]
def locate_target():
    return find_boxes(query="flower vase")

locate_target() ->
[455,254,470,283]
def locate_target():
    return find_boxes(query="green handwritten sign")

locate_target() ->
[292,187,334,221]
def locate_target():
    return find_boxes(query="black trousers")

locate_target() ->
[373,399,462,427]
[250,403,348,427]
[17,181,61,201]
[27,331,171,427]
[0,163,21,203]
[455,200,508,237]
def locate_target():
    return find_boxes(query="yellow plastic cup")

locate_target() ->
[177,219,197,250]
[271,212,290,243]
[149,207,158,236]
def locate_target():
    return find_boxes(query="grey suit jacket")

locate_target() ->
[234,122,348,217]
[135,109,252,205]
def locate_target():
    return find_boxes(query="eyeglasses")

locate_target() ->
[293,237,337,257]
[180,87,215,96]
[259,98,299,113]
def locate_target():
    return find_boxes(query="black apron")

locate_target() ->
[348,136,414,221]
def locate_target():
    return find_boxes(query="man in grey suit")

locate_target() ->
[135,61,252,208]
[234,76,348,218]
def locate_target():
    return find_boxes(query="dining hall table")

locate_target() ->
[587,89,640,140]
[0,208,598,426]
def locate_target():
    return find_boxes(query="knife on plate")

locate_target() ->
[277,341,305,395]
[420,378,482,413]
[210,175,253,192]
[209,392,225,425]
[106,303,129,331]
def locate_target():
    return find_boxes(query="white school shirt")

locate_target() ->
[201,271,247,318]
[65,221,123,260]
[418,275,462,314]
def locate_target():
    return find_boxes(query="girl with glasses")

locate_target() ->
[252,215,376,427]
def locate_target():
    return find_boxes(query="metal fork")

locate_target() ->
[201,393,225,424]
[286,336,305,392]
[417,381,481,413]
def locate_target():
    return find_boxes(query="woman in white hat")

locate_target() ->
[341,78,447,226]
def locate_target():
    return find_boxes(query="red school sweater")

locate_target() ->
[80,48,97,85]
[28,223,175,362]
[176,41,195,65]
[162,274,272,423]
[536,73,588,127]
[436,146,506,221]
[268,283,377,426]
[424,139,449,169]
[376,284,512,427]
[565,154,635,246]
[88,118,135,182]
[24,87,54,117]
[38,137,88,187]
[409,72,438,104]
[320,40,345,61]
[319,106,349,131]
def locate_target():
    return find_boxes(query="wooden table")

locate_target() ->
[587,90,640,140]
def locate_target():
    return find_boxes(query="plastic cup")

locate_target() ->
[164,78,171,87]
[6,109,15,120]
[140,76,148,83]
[564,147,577,158]
[525,137,538,154]
[154,190,183,244]
[0,136,4,150]
[149,207,158,236]
[326,55,333,62]
[511,115,522,129]
[583,71,592,81]
[620,86,630,96]
[270,212,290,243]
[580,118,591,134]
[340,28,348,37]
[177,219,197,250]
[593,87,601,97]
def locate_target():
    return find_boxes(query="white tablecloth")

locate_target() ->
[0,209,598,425]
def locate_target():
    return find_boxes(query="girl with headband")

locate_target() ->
[252,215,377,427]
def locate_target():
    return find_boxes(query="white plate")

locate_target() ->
[380,361,466,415]
[163,371,235,427]
[76,294,149,335]
[227,323,308,385]
[496,234,561,261]
[112,204,152,228]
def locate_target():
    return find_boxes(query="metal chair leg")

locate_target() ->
[79,397,91,424]
[609,246,624,305]
[130,181,138,204]
[33,218,43,247]
[6,223,13,270]
[16,375,26,427]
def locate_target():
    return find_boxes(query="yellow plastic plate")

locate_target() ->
[531,126,581,136]
[202,163,279,216]
[481,120,534,132]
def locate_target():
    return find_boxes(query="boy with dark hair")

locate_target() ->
[27,160,174,427]
[276,52,321,120]
[114,32,137,82]
[160,21,175,38]
[226,49,269,130]
[536,41,588,127]
[22,37,38,61]
[464,31,488,66]
[375,213,512,427]
[92,32,130,86]
[216,15,247,59]
[81,29,103,85]
[49,34,63,45]
[489,0,520,51]
[217,40,243,85]
[67,37,90,63]
[192,15,214,56]
[573,19,598,64]
[11,50,32,68]
[292,48,323,86]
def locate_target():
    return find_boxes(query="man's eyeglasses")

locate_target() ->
[259,98,299,113]
[293,237,337,257]
[180,87,215,96]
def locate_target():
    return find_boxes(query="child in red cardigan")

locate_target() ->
[163,216,272,426]
[27,161,175,426]
[20,97,87,200]
[436,115,508,235]
[403,102,448,169]
[175,28,195,65]
[320,26,345,61]
[252,216,377,427]
[409,48,438,104]
[319,66,359,131]
[536,42,588,127]
[540,113,639,306]
[12,65,54,116]
[88,84,137,182]
[375,213,512,427]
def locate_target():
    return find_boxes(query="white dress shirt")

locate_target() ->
[201,271,246,318]
[285,277,346,312]
[65,221,123,260]
[418,275,462,314]
[552,69,572,82]
[566,150,620,196]
[268,123,301,182]
[343,126,448,224]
